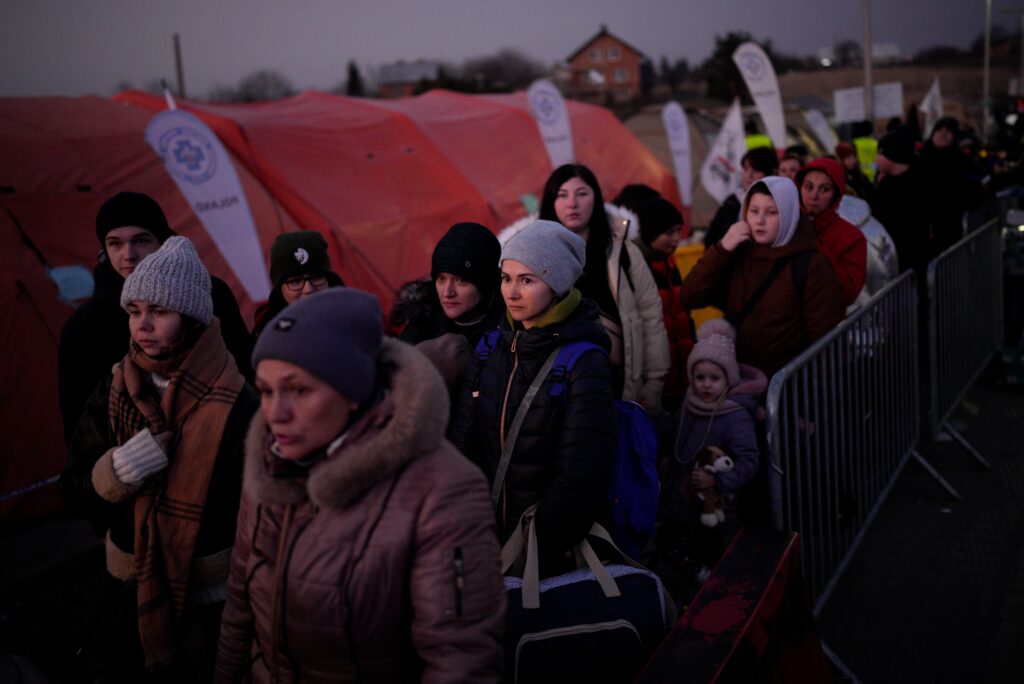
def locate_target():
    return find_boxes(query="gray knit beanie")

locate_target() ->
[252,288,382,405]
[120,236,213,325]
[500,219,586,297]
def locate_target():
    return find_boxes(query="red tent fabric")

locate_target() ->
[0,90,676,525]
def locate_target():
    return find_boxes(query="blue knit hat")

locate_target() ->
[252,288,382,405]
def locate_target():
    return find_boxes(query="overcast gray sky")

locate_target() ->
[2,0,1008,98]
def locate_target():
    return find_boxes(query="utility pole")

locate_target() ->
[862,0,874,126]
[983,0,992,142]
[173,32,186,99]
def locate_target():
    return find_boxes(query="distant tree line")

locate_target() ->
[112,26,1022,104]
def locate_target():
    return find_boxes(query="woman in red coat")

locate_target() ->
[797,157,868,309]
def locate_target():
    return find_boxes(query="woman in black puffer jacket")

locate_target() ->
[450,219,616,575]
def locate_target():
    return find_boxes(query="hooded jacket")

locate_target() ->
[660,362,767,524]
[680,177,845,377]
[606,214,672,410]
[449,296,617,573]
[215,339,505,684]
[837,195,899,311]
[797,158,868,308]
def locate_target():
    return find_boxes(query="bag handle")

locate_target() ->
[500,505,623,610]
[490,347,560,505]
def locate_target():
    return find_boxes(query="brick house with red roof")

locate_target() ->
[566,25,646,103]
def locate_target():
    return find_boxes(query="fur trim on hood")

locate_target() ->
[243,338,450,511]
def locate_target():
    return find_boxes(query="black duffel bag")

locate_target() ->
[501,506,675,684]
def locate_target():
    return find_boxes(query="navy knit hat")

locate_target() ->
[96,192,175,245]
[252,288,382,405]
[637,198,684,245]
[431,222,500,298]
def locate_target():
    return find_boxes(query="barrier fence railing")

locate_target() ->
[927,219,1004,466]
[765,271,942,614]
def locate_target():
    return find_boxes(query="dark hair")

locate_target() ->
[780,153,801,165]
[539,164,618,316]
[611,183,661,215]
[741,147,779,177]
[745,180,773,203]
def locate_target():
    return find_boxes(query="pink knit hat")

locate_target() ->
[687,319,740,387]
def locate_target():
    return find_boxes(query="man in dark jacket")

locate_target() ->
[58,192,253,445]
[873,126,932,275]
[918,116,984,252]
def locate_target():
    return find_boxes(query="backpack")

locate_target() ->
[475,331,660,559]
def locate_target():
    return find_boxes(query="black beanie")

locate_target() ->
[637,198,684,245]
[269,231,334,289]
[430,223,500,297]
[95,192,175,245]
[933,116,960,137]
[878,126,916,165]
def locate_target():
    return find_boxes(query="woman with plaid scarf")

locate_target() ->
[62,236,258,682]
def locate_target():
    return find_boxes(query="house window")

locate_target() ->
[614,68,628,83]
[590,48,601,63]
[608,47,621,61]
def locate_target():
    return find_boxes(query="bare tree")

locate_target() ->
[233,69,296,102]
[462,49,545,91]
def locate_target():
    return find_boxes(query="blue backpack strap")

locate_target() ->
[548,341,609,397]
[474,329,501,364]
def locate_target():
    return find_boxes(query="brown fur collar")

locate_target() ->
[243,338,450,511]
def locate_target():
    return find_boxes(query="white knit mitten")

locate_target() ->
[111,429,169,485]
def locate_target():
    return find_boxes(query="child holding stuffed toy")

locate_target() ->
[655,318,766,586]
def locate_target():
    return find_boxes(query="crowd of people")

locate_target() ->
[55,112,987,682]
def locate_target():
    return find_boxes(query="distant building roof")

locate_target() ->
[378,60,443,86]
[566,24,646,63]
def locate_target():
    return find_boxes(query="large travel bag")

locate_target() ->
[501,507,674,683]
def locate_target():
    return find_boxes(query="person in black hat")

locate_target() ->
[391,222,504,348]
[251,230,345,338]
[918,115,983,255]
[633,197,694,410]
[58,192,253,446]
[874,126,930,275]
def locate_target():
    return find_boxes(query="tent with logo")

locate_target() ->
[0,89,678,525]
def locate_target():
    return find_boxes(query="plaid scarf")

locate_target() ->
[108,319,244,671]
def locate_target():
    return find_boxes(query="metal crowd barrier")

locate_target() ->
[926,220,1003,467]
[765,271,932,613]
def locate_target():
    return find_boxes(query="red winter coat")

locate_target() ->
[798,158,868,308]
[635,242,694,404]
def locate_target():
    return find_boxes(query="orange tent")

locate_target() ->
[0,90,677,524]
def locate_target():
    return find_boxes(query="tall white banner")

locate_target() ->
[920,77,944,137]
[661,102,693,206]
[527,79,575,167]
[145,109,270,302]
[804,109,838,155]
[700,99,745,204]
[732,42,787,149]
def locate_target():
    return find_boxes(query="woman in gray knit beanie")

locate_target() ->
[61,236,257,679]
[450,219,618,583]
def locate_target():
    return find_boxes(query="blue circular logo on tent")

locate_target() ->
[530,88,563,126]
[158,125,217,184]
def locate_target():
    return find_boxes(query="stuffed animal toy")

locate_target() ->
[694,446,734,527]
